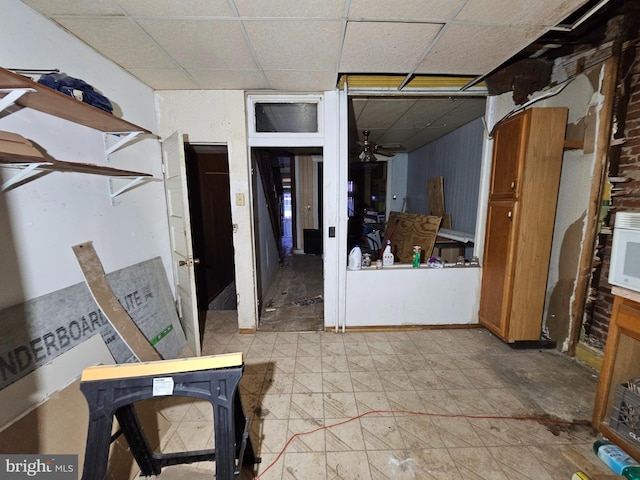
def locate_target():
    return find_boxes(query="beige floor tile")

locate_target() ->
[292,371,323,393]
[324,417,366,451]
[447,446,508,479]
[354,390,392,414]
[344,341,371,356]
[287,418,326,452]
[386,390,428,412]
[321,355,350,373]
[324,392,359,418]
[347,354,377,371]
[290,392,325,419]
[251,418,288,455]
[295,354,323,372]
[406,368,445,390]
[327,451,372,479]
[282,452,327,479]
[488,445,555,480]
[396,414,445,449]
[351,371,384,392]
[175,305,603,480]
[431,417,485,448]
[322,371,353,393]
[360,416,404,450]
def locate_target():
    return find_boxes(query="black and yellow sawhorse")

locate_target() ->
[79,352,259,479]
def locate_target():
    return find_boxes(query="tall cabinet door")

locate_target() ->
[479,202,517,338]
[489,112,529,200]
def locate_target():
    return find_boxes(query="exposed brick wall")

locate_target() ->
[585,33,640,349]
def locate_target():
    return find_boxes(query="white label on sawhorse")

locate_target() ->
[153,377,174,396]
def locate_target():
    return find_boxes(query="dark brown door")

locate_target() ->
[185,145,234,309]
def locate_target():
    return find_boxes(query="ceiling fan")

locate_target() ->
[357,130,401,162]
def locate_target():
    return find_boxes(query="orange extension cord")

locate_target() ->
[252,409,591,479]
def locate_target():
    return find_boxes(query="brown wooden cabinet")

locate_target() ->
[479,107,568,343]
[593,290,640,461]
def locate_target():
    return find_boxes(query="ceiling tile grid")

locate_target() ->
[20,0,590,92]
[17,0,592,152]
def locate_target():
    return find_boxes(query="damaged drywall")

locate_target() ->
[545,214,586,346]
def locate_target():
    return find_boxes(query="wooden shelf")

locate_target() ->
[592,291,640,461]
[0,67,152,134]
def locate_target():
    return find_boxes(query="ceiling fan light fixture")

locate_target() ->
[359,149,376,162]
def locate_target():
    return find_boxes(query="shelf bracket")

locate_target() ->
[108,176,148,204]
[1,162,52,191]
[105,131,143,155]
[0,88,36,114]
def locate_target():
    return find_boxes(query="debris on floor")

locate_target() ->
[293,295,323,306]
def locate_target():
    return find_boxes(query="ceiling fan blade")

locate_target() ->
[374,149,395,157]
[378,143,405,151]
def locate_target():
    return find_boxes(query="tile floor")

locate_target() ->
[154,311,618,480]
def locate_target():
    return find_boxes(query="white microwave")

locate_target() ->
[609,212,640,293]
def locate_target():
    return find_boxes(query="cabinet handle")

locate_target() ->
[511,180,516,190]
[507,210,513,221]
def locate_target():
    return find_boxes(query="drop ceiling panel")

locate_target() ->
[128,69,200,90]
[234,0,345,18]
[340,22,443,73]
[138,19,257,70]
[416,24,541,75]
[115,0,234,17]
[189,69,269,89]
[24,0,122,15]
[348,0,465,21]
[243,20,343,71]
[455,0,590,26]
[263,70,338,92]
[54,17,177,69]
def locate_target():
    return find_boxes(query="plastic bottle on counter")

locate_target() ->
[593,440,640,479]
[382,240,394,267]
[348,245,362,270]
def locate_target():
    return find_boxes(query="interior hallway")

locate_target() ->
[257,253,324,332]
[155,310,615,480]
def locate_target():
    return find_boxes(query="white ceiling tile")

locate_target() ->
[455,0,589,26]
[115,0,234,17]
[348,0,465,21]
[22,0,122,16]
[128,69,200,90]
[54,18,177,69]
[244,20,342,71]
[263,70,338,91]
[416,24,541,75]
[234,0,345,18]
[138,19,257,69]
[340,22,442,73]
[188,69,269,89]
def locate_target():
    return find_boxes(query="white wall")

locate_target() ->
[0,1,171,419]
[345,266,481,327]
[0,2,168,306]
[155,90,257,330]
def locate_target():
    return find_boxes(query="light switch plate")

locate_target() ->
[235,193,245,206]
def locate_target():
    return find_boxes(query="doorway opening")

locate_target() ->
[251,147,324,332]
[184,144,236,338]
